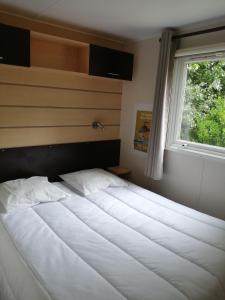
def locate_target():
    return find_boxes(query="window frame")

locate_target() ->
[166,50,225,159]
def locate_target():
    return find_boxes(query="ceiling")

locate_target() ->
[0,0,225,41]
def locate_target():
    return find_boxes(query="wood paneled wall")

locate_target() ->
[0,64,122,148]
[0,10,125,50]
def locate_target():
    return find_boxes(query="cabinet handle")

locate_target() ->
[107,72,120,76]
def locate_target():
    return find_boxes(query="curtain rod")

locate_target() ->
[173,24,225,40]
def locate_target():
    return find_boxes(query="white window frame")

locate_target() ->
[167,47,225,159]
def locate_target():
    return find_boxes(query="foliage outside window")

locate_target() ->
[167,50,225,158]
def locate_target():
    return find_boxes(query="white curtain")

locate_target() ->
[145,30,176,180]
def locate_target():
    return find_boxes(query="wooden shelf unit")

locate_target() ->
[30,31,89,74]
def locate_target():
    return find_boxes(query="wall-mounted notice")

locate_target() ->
[134,110,152,152]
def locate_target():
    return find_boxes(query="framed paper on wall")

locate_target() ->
[134,110,152,152]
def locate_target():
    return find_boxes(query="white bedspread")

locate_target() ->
[0,182,225,300]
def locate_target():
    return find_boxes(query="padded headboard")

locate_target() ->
[0,140,120,183]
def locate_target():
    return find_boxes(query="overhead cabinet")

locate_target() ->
[0,23,30,67]
[89,44,134,80]
[0,23,133,81]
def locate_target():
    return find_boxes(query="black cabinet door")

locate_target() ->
[89,44,133,80]
[0,23,30,67]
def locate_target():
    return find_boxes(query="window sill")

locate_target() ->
[166,144,225,163]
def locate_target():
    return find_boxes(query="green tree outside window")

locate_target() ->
[180,59,225,147]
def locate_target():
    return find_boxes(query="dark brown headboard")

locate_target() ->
[0,140,120,183]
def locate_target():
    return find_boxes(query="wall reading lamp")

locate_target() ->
[92,121,105,129]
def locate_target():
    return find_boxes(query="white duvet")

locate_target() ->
[0,182,225,300]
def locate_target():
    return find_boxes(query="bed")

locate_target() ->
[0,141,225,300]
[0,180,225,300]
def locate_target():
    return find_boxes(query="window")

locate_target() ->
[167,48,225,158]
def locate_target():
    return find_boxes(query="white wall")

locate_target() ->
[120,33,225,220]
[120,38,159,187]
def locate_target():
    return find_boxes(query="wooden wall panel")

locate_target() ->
[0,64,122,148]
[0,126,120,148]
[0,64,122,93]
[0,11,125,149]
[0,84,121,109]
[0,107,120,127]
[0,10,125,50]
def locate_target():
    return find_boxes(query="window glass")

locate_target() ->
[180,58,225,148]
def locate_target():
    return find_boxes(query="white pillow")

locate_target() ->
[97,169,128,187]
[0,176,69,213]
[0,176,46,213]
[25,181,70,203]
[60,168,128,196]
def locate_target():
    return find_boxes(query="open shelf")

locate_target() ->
[30,32,89,74]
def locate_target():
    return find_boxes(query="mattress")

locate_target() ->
[0,182,225,300]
